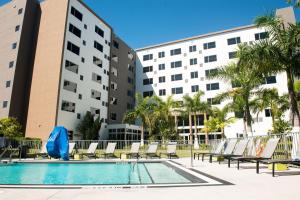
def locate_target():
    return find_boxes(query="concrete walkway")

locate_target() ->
[0,158,299,200]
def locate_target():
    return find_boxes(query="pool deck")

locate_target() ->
[1,157,300,200]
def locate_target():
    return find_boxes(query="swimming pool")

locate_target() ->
[0,161,230,187]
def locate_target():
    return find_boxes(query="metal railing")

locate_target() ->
[1,132,299,159]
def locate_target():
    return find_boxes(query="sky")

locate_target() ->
[1,0,299,49]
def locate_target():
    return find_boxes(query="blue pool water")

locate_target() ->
[0,162,192,185]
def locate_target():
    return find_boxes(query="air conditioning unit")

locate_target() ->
[185,79,188,83]
[154,83,157,87]
[154,71,157,74]
[200,63,203,67]
[184,53,187,57]
[184,66,187,70]
[154,59,157,62]
[199,50,202,54]
[200,77,204,81]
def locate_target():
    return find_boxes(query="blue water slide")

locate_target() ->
[46,126,69,160]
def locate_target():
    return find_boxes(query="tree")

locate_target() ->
[286,0,300,7]
[0,117,22,138]
[76,112,102,140]
[208,49,264,136]
[152,95,179,141]
[183,91,211,145]
[210,106,236,138]
[240,14,300,129]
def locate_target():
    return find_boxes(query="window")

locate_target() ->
[113,40,119,49]
[91,89,101,100]
[143,91,153,97]
[9,61,14,68]
[205,68,218,77]
[61,100,75,113]
[81,57,85,63]
[143,66,153,73]
[171,87,183,94]
[63,80,77,93]
[80,75,83,81]
[265,109,272,117]
[93,56,102,67]
[203,41,216,49]
[143,78,153,85]
[204,55,217,63]
[2,101,8,108]
[158,51,165,58]
[127,90,133,97]
[92,72,102,84]
[159,76,165,83]
[159,89,166,96]
[227,37,241,45]
[158,64,165,70]
[190,58,197,65]
[264,76,277,84]
[171,74,182,81]
[207,98,220,105]
[191,85,199,92]
[189,45,196,52]
[171,61,182,68]
[18,8,23,15]
[82,40,86,46]
[84,24,87,29]
[71,6,83,21]
[143,54,153,61]
[12,43,17,49]
[229,51,237,59]
[15,25,20,32]
[94,41,103,52]
[191,71,198,79]
[255,32,269,40]
[95,25,104,37]
[128,77,133,84]
[206,83,220,91]
[170,48,181,56]
[110,113,117,121]
[65,60,78,74]
[127,103,134,110]
[69,23,81,38]
[77,113,81,119]
[67,41,80,55]
[6,81,11,88]
[78,94,82,100]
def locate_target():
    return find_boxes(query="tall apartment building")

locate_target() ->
[0,0,136,140]
[108,34,136,125]
[136,7,296,140]
[0,0,40,129]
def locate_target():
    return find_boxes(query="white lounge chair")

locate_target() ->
[81,142,98,159]
[121,142,140,159]
[99,142,116,158]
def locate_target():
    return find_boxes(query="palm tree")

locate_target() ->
[240,15,300,129]
[123,93,149,146]
[286,0,300,7]
[208,52,264,136]
[183,91,211,146]
[252,89,289,128]
[152,95,180,141]
[210,106,236,138]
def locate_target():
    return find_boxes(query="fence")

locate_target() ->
[1,132,299,159]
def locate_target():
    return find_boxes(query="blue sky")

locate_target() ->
[1,0,299,49]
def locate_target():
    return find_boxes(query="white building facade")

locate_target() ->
[136,8,295,140]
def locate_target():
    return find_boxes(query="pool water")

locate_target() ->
[0,162,192,185]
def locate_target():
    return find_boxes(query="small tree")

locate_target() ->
[77,112,102,140]
[0,117,23,138]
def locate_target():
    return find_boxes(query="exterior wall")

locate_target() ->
[136,16,292,138]
[56,0,112,139]
[108,34,136,124]
[26,0,69,140]
[0,0,39,129]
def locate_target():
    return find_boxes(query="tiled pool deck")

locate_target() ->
[0,157,299,200]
